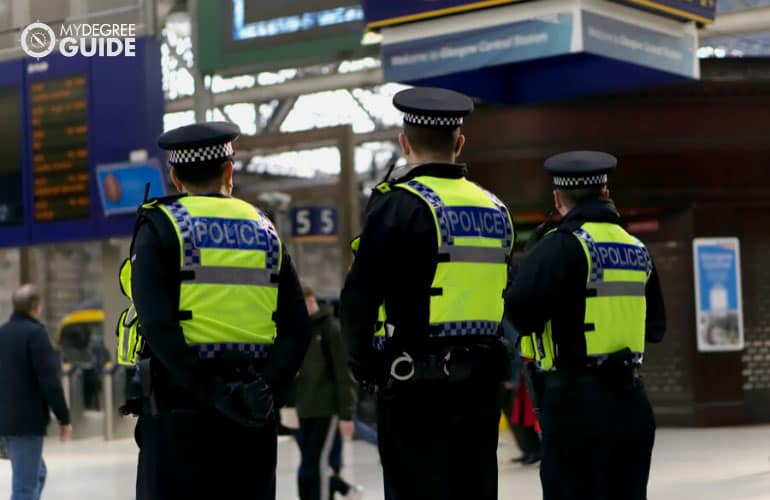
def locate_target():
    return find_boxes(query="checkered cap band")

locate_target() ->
[403,113,463,127]
[553,174,608,188]
[168,142,234,164]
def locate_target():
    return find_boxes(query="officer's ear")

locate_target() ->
[398,132,411,157]
[454,133,466,157]
[601,186,610,199]
[168,166,185,193]
[222,161,234,194]
[553,190,566,214]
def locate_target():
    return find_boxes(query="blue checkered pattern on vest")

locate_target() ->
[373,336,386,352]
[482,189,513,249]
[166,201,201,267]
[257,209,281,272]
[573,229,603,284]
[432,320,500,337]
[192,343,271,360]
[405,180,453,245]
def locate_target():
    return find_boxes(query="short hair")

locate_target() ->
[172,159,229,187]
[301,282,315,299]
[557,186,606,207]
[404,123,460,157]
[12,284,41,314]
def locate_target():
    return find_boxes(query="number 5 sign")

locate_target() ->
[290,206,338,242]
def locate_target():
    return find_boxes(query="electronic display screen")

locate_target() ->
[231,0,364,46]
[28,75,90,223]
[243,0,353,22]
[0,85,24,227]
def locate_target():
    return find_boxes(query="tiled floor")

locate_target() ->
[2,425,770,499]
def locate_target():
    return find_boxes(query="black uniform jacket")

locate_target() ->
[340,163,505,380]
[130,193,311,411]
[0,312,71,435]
[505,199,666,370]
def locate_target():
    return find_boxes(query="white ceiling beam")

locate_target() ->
[701,7,770,40]
[165,67,384,113]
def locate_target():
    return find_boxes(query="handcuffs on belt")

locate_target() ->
[389,347,474,383]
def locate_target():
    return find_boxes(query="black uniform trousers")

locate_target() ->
[539,372,656,500]
[136,408,277,500]
[377,375,500,500]
[296,416,352,500]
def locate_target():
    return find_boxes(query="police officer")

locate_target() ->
[122,122,311,500]
[340,87,513,500]
[505,151,666,500]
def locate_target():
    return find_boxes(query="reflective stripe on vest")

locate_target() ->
[526,222,649,371]
[116,257,142,366]
[396,176,513,339]
[156,196,282,349]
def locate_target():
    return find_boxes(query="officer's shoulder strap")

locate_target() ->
[555,218,585,236]
[129,194,187,254]
[139,192,187,211]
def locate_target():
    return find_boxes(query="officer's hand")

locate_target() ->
[59,424,73,442]
[339,420,355,440]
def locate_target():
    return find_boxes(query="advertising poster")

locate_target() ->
[693,238,744,352]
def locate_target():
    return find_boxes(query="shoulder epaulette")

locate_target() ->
[374,182,392,194]
[140,192,187,210]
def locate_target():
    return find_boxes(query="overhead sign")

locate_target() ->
[361,0,521,29]
[693,238,744,352]
[383,13,574,83]
[197,0,374,74]
[95,162,166,216]
[290,206,338,242]
[381,1,699,105]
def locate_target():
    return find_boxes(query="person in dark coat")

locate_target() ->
[295,283,362,500]
[0,284,71,500]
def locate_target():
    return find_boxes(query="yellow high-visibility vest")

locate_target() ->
[395,175,514,338]
[116,195,282,365]
[520,222,650,370]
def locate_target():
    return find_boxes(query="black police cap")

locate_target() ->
[393,87,473,128]
[544,151,617,189]
[158,121,240,166]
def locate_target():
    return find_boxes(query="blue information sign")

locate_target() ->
[290,206,338,241]
[0,36,164,248]
[96,162,166,216]
[383,14,574,83]
[693,238,744,352]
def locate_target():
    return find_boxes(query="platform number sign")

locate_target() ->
[290,206,338,242]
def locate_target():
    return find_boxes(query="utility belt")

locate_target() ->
[387,342,502,385]
[543,363,643,392]
[121,347,274,427]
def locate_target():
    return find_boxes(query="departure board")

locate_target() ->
[28,75,90,222]
[0,85,24,226]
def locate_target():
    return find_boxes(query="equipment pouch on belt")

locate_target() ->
[224,375,275,428]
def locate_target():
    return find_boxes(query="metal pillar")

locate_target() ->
[189,0,212,123]
[337,125,359,282]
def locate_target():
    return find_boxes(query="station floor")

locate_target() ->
[2,424,770,499]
